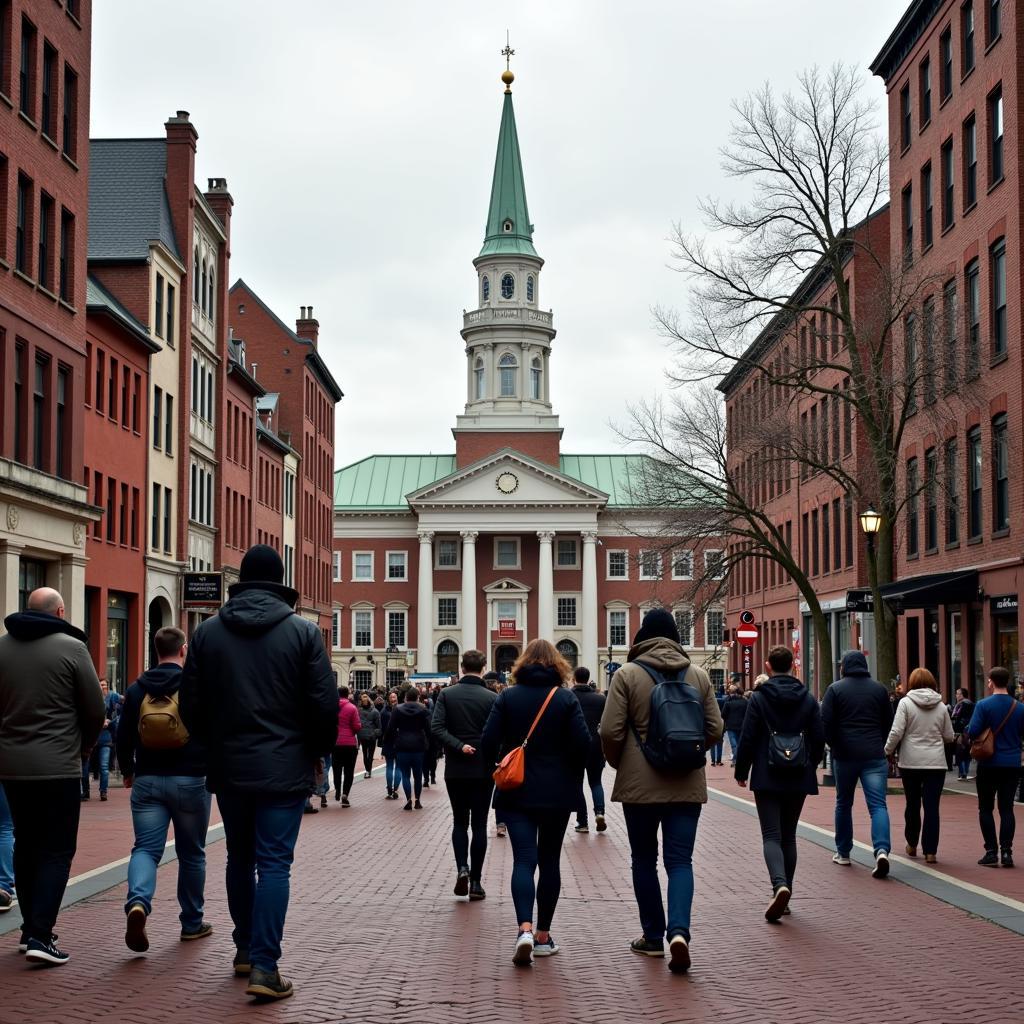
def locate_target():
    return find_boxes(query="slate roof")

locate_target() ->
[88,139,180,262]
[85,275,160,352]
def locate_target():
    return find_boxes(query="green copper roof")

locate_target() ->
[479,91,538,258]
[333,454,662,511]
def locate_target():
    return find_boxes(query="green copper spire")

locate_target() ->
[479,69,538,259]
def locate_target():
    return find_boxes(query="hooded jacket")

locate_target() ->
[355,703,380,743]
[600,637,724,805]
[820,651,894,761]
[572,683,607,762]
[735,674,825,794]
[721,694,748,732]
[0,611,104,780]
[116,663,206,778]
[179,582,339,795]
[885,688,954,769]
[383,699,432,753]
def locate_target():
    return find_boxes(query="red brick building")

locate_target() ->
[871,0,1021,693]
[0,0,98,622]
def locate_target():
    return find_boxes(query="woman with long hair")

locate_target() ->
[356,691,381,779]
[481,639,591,967]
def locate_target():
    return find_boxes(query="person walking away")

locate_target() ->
[883,667,954,864]
[483,672,508,837]
[383,688,432,809]
[356,692,381,779]
[965,666,1024,867]
[820,650,894,878]
[0,587,104,965]
[734,646,824,922]
[332,686,361,807]
[571,667,607,833]
[422,692,441,787]
[432,650,498,900]
[116,627,212,952]
[711,689,726,766]
[722,686,747,765]
[85,679,115,801]
[0,782,14,915]
[380,691,401,799]
[950,687,976,780]
[600,608,723,974]
[482,639,590,966]
[180,545,337,1001]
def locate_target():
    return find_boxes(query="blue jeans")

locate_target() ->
[727,730,741,762]
[503,808,570,931]
[0,782,14,895]
[833,757,892,857]
[126,775,211,930]
[622,802,702,943]
[384,754,400,793]
[396,751,424,800]
[577,758,606,826]
[81,745,112,795]
[217,789,306,973]
[711,740,724,763]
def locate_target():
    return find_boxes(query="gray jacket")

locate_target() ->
[0,611,105,780]
[356,705,381,742]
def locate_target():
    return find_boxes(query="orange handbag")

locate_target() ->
[493,687,558,791]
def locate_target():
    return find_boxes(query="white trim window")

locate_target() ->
[332,550,342,582]
[437,596,458,628]
[474,357,485,400]
[608,608,628,647]
[494,536,521,569]
[704,549,726,579]
[671,550,693,580]
[498,352,518,397]
[494,598,519,629]
[331,609,342,649]
[556,537,579,568]
[435,538,460,570]
[351,668,373,690]
[387,609,407,649]
[353,609,373,648]
[705,608,725,647]
[639,550,662,580]
[556,596,577,627]
[387,550,408,581]
[673,607,693,647]
[352,551,374,581]
[607,550,628,580]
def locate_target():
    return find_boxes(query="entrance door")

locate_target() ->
[495,645,519,677]
[925,609,940,683]
[148,598,165,669]
[437,639,459,675]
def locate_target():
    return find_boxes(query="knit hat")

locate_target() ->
[239,544,284,584]
[632,607,680,647]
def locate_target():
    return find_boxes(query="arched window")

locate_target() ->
[556,639,578,668]
[498,352,518,397]
[481,276,490,302]
[208,269,215,323]
[530,357,542,400]
[501,273,514,299]
[437,639,459,675]
[527,275,535,303]
[474,357,485,400]
[200,260,207,315]
[193,248,200,303]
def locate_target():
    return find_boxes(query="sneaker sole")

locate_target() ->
[872,857,890,879]
[533,946,560,957]
[125,907,149,953]
[453,873,470,897]
[180,927,213,941]
[245,983,294,1001]
[468,890,486,902]
[668,937,690,974]
[595,817,607,833]
[765,888,791,922]
[25,949,69,966]
[512,940,534,967]
[832,858,851,866]
[630,945,665,958]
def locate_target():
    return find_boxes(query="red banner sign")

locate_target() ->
[498,618,517,638]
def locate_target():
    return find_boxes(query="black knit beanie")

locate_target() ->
[239,544,284,584]
[632,607,681,647]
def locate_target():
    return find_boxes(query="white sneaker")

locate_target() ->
[533,935,560,957]
[832,853,851,866]
[872,851,890,879]
[668,935,690,974]
[513,930,534,966]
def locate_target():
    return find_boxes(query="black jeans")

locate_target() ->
[359,739,377,775]
[976,765,1019,852]
[502,808,570,931]
[445,777,495,880]
[576,756,606,826]
[332,745,358,797]
[900,767,945,855]
[753,790,806,893]
[3,778,81,941]
[424,744,438,782]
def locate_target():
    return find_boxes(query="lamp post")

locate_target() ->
[385,644,399,690]
[860,505,882,558]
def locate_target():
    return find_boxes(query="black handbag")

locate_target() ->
[762,699,809,772]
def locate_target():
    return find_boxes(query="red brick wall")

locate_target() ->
[254,436,285,551]
[219,368,256,569]
[455,430,561,468]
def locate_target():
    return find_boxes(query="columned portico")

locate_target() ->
[536,530,555,641]
[581,530,598,672]
[460,529,478,652]
[417,530,433,670]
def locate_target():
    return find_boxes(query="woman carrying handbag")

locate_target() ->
[481,639,591,967]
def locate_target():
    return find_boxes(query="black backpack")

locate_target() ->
[630,663,707,773]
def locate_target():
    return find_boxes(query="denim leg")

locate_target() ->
[125,776,173,916]
[587,760,606,816]
[98,745,111,795]
[661,802,701,941]
[728,731,741,762]
[534,811,569,931]
[396,753,414,799]
[712,740,724,763]
[385,756,399,791]
[168,778,212,931]
[832,758,857,856]
[503,810,539,926]
[409,753,424,798]
[0,783,14,895]
[217,790,257,953]
[860,758,892,855]
[622,803,666,941]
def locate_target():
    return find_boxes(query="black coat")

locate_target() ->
[481,665,591,812]
[721,695,748,731]
[820,651,894,761]
[431,676,498,779]
[735,675,825,795]
[117,663,206,779]
[572,684,606,765]
[179,582,339,796]
[383,700,431,753]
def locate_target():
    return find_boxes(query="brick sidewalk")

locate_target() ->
[0,767,1017,1024]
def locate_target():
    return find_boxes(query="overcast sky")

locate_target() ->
[92,0,901,467]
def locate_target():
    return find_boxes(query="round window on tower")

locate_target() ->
[501,273,515,299]
[482,276,490,302]
[526,275,535,303]
[503,219,514,233]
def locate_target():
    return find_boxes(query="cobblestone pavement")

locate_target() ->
[1,765,1020,1024]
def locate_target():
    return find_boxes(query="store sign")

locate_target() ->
[846,589,874,613]
[183,572,224,607]
[991,594,1018,615]
[498,618,517,638]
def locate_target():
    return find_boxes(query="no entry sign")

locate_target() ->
[736,626,759,647]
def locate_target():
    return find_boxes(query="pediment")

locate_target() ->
[407,449,608,509]
[483,577,533,594]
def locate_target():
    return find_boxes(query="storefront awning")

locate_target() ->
[878,569,979,609]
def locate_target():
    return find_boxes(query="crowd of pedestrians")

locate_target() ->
[1,545,1023,999]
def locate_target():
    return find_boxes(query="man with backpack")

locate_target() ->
[117,626,211,953]
[600,608,723,975]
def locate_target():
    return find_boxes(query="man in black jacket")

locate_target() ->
[820,650,894,879]
[571,667,607,834]
[118,626,210,953]
[431,650,497,900]
[721,687,748,765]
[180,545,338,1002]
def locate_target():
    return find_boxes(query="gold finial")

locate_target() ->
[501,31,515,93]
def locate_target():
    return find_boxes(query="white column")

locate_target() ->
[416,530,434,672]
[0,542,24,617]
[581,530,599,673]
[460,530,478,653]
[60,554,89,630]
[537,530,555,641]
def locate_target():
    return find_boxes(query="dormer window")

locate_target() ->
[501,273,514,299]
[503,219,513,233]
[526,275,535,303]
[498,352,518,397]
[482,276,490,302]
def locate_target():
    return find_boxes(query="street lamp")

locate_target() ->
[385,644,399,688]
[860,505,882,554]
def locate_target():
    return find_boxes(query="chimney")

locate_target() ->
[296,304,319,347]
[164,110,198,278]
[203,176,234,231]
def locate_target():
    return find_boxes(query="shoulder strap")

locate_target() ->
[993,699,1019,738]
[523,688,558,747]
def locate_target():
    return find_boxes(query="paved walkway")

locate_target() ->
[1,764,1019,1024]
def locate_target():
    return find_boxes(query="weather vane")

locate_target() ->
[501,31,515,92]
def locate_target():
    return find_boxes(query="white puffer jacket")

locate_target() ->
[884,688,955,769]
